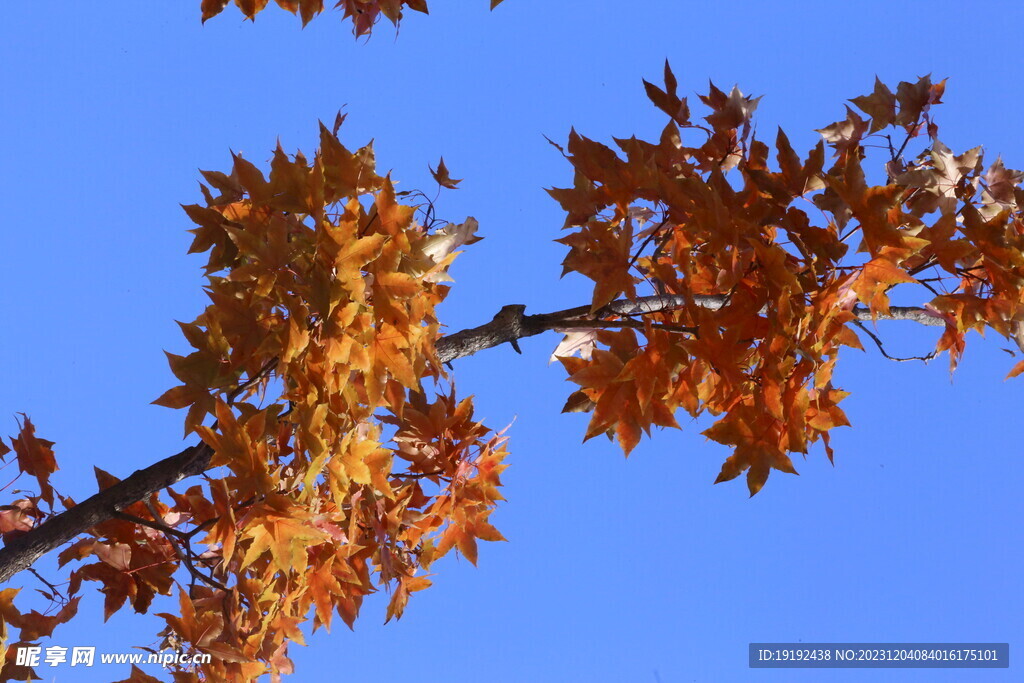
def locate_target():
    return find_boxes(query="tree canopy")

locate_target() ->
[2,3,1022,681]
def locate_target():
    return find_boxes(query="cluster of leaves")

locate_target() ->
[201,0,505,35]
[548,65,1024,495]
[0,420,81,680]
[4,68,1024,681]
[0,120,506,680]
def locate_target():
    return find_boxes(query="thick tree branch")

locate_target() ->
[436,295,943,363]
[855,305,945,327]
[0,295,943,583]
[0,444,212,584]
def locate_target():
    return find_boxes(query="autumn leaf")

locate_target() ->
[1006,358,1024,379]
[816,106,870,157]
[10,416,57,509]
[549,328,599,363]
[850,76,897,133]
[12,71,1024,682]
[0,499,38,543]
[240,511,328,575]
[852,256,918,315]
[429,157,462,189]
[113,665,164,683]
[201,0,230,22]
[385,574,432,623]
[643,60,690,125]
[418,217,482,267]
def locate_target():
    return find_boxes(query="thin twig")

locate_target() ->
[853,320,938,362]
[112,510,190,540]
[143,501,227,593]
[225,358,279,405]
[626,217,671,271]
[28,568,66,604]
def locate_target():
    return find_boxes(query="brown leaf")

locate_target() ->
[429,157,462,189]
[113,665,164,683]
[201,0,230,22]
[643,61,690,125]
[895,75,934,130]
[816,106,870,157]
[10,417,57,509]
[850,76,896,133]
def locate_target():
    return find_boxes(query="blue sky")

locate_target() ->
[1,1,1021,681]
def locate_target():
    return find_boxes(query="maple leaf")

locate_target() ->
[429,157,462,189]
[157,590,226,650]
[816,106,870,158]
[94,542,132,571]
[556,220,636,311]
[0,499,38,543]
[852,256,918,316]
[895,75,938,131]
[643,60,690,126]
[10,416,57,509]
[298,0,326,26]
[385,574,432,623]
[13,596,82,641]
[416,217,482,282]
[897,141,983,215]
[701,83,761,134]
[240,505,328,574]
[705,409,800,496]
[549,328,600,363]
[850,76,897,133]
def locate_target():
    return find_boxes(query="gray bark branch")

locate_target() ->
[435,295,943,363]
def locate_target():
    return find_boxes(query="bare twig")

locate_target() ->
[225,358,279,405]
[853,320,939,362]
[113,510,190,540]
[28,568,66,604]
[144,501,227,593]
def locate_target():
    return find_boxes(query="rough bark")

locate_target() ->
[0,444,212,583]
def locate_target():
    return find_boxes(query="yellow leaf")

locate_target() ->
[342,439,377,486]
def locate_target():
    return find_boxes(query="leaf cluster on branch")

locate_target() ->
[544,66,1024,490]
[3,23,1024,683]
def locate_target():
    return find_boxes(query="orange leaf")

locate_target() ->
[1006,359,1024,379]
[11,416,57,508]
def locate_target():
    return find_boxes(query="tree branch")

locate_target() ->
[435,295,943,363]
[0,295,944,583]
[0,444,212,584]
